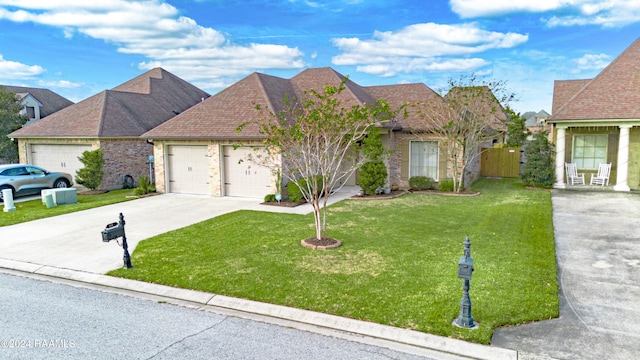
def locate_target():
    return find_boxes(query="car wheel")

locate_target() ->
[0,186,14,202]
[53,179,70,188]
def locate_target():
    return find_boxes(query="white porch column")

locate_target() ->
[614,125,631,191]
[554,127,566,189]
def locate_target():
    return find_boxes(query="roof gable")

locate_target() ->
[1,85,73,117]
[10,68,209,138]
[551,37,640,121]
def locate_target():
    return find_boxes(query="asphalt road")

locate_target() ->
[0,273,438,360]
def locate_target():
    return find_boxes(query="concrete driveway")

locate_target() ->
[0,189,358,274]
[492,190,640,360]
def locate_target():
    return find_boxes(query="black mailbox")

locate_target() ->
[457,256,474,280]
[102,222,124,242]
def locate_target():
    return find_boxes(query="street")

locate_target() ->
[0,272,441,360]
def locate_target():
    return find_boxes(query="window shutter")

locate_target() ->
[400,140,409,180]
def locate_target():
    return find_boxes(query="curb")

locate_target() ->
[0,258,517,360]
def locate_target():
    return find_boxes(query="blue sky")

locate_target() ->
[0,0,639,114]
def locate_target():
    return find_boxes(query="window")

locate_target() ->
[26,106,36,119]
[573,135,607,170]
[410,141,438,179]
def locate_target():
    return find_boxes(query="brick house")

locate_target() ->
[548,37,640,191]
[9,68,209,189]
[142,67,501,198]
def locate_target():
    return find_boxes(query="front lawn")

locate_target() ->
[0,190,136,227]
[110,178,558,344]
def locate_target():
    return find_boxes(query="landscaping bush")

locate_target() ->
[133,175,153,196]
[409,176,434,191]
[75,149,105,190]
[264,193,276,203]
[288,176,324,203]
[438,179,455,192]
[359,160,387,195]
[521,131,555,188]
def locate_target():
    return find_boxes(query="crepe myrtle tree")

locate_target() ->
[0,86,27,163]
[238,79,403,243]
[414,75,515,193]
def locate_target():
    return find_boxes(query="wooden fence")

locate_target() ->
[480,147,521,178]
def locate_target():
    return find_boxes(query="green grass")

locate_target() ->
[0,189,136,227]
[110,178,558,344]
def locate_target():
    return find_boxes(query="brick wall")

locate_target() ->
[99,139,154,189]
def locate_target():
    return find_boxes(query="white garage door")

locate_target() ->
[31,144,92,182]
[223,146,271,198]
[167,145,209,195]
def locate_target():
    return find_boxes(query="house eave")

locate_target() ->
[548,118,640,128]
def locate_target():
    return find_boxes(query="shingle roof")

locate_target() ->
[550,79,591,115]
[1,85,73,117]
[10,68,209,138]
[550,37,640,121]
[143,67,442,140]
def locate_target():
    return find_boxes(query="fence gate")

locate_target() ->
[480,147,521,178]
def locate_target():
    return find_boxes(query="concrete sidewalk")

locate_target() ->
[0,187,517,360]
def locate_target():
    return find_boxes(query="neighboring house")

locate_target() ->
[523,110,551,135]
[1,85,73,125]
[9,68,209,189]
[548,37,640,191]
[142,67,502,198]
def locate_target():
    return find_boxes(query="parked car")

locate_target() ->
[0,164,73,201]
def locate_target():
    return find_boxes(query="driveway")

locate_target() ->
[0,189,358,274]
[492,190,640,360]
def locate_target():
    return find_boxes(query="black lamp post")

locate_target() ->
[101,212,133,269]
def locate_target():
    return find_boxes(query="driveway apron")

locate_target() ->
[492,190,640,360]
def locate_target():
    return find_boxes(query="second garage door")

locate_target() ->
[167,145,209,195]
[31,144,92,182]
[223,146,271,198]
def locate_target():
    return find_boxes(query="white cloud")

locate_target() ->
[573,53,611,72]
[0,54,45,79]
[450,0,570,18]
[331,23,527,76]
[450,0,640,28]
[37,79,83,88]
[0,0,305,85]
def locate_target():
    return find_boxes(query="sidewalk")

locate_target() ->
[0,187,519,360]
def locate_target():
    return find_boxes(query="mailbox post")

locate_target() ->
[101,213,133,269]
[453,237,478,329]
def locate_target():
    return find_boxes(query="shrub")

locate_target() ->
[438,179,455,192]
[133,175,153,196]
[75,149,105,190]
[288,176,324,203]
[359,160,387,195]
[521,131,555,188]
[264,193,276,203]
[409,176,434,191]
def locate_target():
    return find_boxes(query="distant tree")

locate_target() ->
[415,74,515,193]
[358,127,388,195]
[75,149,105,190]
[0,86,27,162]
[505,107,529,147]
[238,78,401,243]
[521,131,554,188]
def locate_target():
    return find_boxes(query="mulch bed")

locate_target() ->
[261,200,306,207]
[350,189,407,200]
[77,190,109,195]
[301,237,342,250]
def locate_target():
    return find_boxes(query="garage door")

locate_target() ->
[167,145,209,195]
[31,144,92,182]
[223,146,271,198]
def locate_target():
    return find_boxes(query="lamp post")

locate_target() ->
[453,237,478,329]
